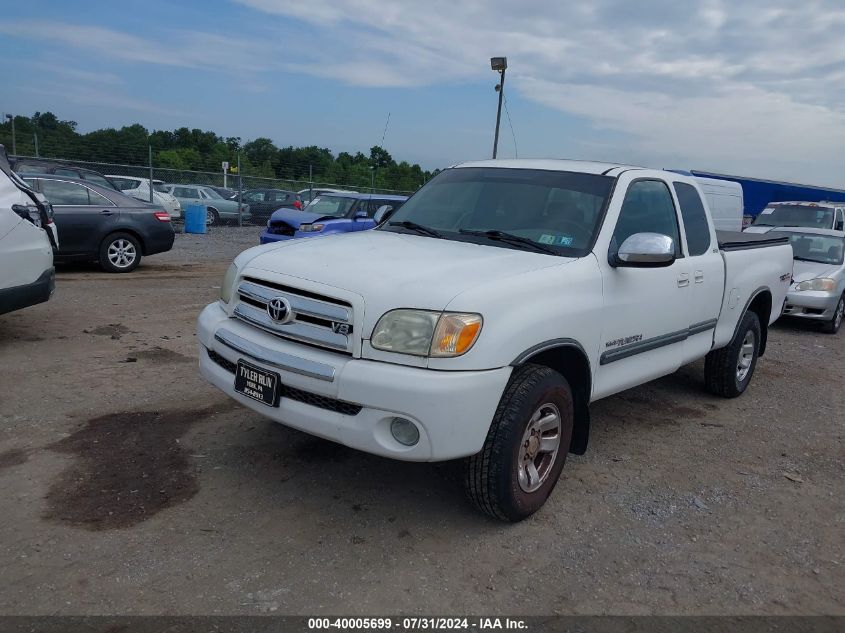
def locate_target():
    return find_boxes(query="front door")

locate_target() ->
[593,176,692,399]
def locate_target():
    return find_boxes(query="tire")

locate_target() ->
[704,310,761,398]
[206,208,220,226]
[820,294,844,334]
[99,232,141,273]
[464,364,574,522]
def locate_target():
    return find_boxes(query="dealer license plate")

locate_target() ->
[234,360,281,407]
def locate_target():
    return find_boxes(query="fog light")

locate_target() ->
[390,417,420,446]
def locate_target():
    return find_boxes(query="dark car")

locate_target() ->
[13,159,118,191]
[208,186,238,200]
[241,188,302,224]
[21,174,175,273]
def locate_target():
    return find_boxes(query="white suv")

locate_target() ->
[0,146,56,315]
[106,175,181,218]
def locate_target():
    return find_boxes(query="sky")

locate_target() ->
[2,0,845,187]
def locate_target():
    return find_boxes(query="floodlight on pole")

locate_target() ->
[490,57,507,159]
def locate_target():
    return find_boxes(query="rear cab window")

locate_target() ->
[673,181,713,256]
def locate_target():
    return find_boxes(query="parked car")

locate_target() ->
[297,187,358,205]
[260,193,407,244]
[0,148,56,315]
[13,159,118,191]
[746,201,845,233]
[106,175,182,218]
[165,184,250,226]
[198,159,793,521]
[241,189,302,225]
[777,227,845,333]
[23,174,174,273]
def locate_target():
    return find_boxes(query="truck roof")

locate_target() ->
[453,158,642,175]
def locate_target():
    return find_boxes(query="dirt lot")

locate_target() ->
[1,228,843,615]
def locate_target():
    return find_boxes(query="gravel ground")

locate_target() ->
[0,228,843,615]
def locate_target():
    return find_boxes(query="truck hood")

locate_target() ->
[791,259,840,283]
[242,230,575,320]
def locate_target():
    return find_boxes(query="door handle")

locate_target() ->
[694,270,704,283]
[100,210,115,216]
[677,273,690,287]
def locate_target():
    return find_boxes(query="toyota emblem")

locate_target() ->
[267,297,293,323]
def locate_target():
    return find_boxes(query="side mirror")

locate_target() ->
[610,232,676,268]
[353,210,368,220]
[373,205,393,224]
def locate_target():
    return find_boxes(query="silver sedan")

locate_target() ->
[777,227,845,333]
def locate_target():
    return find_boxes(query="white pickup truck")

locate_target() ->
[198,159,793,521]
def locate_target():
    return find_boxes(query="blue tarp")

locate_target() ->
[689,170,845,217]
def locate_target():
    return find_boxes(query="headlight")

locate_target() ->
[794,278,836,292]
[299,223,325,232]
[371,310,482,357]
[220,262,239,304]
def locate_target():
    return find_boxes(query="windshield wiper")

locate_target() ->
[458,229,559,255]
[793,256,824,263]
[388,221,443,239]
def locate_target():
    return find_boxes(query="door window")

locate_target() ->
[674,182,712,256]
[244,191,266,202]
[835,209,844,231]
[40,180,91,205]
[612,180,681,255]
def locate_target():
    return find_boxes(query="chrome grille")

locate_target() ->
[235,279,353,354]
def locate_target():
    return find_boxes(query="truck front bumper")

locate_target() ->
[198,302,512,461]
[783,290,841,321]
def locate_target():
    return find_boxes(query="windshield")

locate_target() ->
[752,205,834,228]
[305,195,357,218]
[380,167,614,255]
[781,232,844,265]
[203,187,224,199]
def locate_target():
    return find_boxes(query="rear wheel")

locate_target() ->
[99,232,141,273]
[206,208,220,226]
[464,364,574,522]
[704,311,761,397]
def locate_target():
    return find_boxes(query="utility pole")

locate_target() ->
[309,164,313,202]
[237,153,243,227]
[34,133,39,158]
[490,57,508,159]
[148,145,154,202]
[4,114,16,156]
[222,161,229,188]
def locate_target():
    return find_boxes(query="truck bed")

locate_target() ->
[717,230,789,251]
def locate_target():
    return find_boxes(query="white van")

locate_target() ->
[694,177,744,232]
[0,146,57,316]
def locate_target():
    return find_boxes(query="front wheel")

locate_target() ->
[464,364,574,522]
[99,232,141,273]
[704,310,761,398]
[821,295,844,334]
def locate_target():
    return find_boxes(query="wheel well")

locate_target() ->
[101,229,147,256]
[515,345,591,455]
[747,290,772,356]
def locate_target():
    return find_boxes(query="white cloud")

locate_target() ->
[230,0,845,185]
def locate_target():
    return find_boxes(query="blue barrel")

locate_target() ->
[184,203,207,234]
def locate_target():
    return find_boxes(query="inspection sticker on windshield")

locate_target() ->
[539,234,574,246]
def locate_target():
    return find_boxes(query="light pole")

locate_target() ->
[490,57,507,159]
[4,114,16,156]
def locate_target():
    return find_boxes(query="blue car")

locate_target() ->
[260,192,408,244]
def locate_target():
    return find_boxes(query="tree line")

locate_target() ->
[0,112,438,192]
